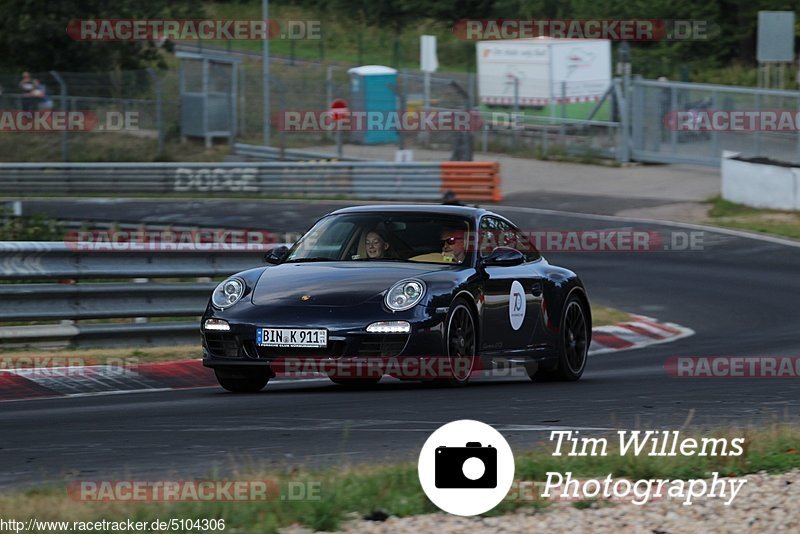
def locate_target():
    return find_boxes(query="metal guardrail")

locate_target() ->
[233,143,372,162]
[0,242,282,347]
[0,161,444,200]
[0,241,271,280]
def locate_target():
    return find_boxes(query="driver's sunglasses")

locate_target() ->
[440,236,464,246]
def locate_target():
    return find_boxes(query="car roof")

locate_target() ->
[330,204,498,220]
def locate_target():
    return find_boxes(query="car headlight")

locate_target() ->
[212,277,245,309]
[385,279,426,311]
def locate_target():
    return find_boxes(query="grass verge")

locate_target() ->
[1,424,798,533]
[705,196,800,240]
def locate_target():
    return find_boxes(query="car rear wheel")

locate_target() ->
[433,299,477,387]
[532,295,589,382]
[214,369,270,393]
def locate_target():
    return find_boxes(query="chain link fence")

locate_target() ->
[1,70,175,162]
[630,77,800,166]
[2,39,622,163]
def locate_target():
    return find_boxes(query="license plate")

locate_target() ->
[256,328,328,348]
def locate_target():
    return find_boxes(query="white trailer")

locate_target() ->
[476,38,611,107]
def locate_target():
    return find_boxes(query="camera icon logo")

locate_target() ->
[418,420,515,516]
[435,442,497,488]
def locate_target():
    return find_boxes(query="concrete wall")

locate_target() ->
[721,151,800,210]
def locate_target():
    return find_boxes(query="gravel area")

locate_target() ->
[283,470,799,533]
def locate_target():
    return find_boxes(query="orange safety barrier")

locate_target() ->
[440,162,502,203]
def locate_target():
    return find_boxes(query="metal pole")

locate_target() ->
[667,83,676,153]
[560,80,566,141]
[50,71,68,162]
[239,66,246,135]
[711,89,719,160]
[796,92,800,162]
[326,66,334,141]
[398,70,407,150]
[512,75,519,149]
[421,71,430,146]
[753,93,761,156]
[230,62,238,145]
[203,59,210,148]
[463,74,475,161]
[146,68,164,157]
[262,0,270,146]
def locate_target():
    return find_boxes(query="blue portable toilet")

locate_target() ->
[348,65,398,144]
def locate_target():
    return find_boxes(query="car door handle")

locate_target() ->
[531,282,543,297]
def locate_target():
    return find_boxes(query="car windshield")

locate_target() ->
[285,213,473,265]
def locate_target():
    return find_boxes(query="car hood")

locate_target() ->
[251,261,451,307]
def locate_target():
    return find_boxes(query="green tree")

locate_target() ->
[0,0,200,72]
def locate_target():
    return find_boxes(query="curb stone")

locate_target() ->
[0,316,693,402]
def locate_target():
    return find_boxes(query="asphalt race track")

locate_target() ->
[2,199,799,490]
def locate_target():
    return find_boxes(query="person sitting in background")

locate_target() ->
[33,79,52,110]
[19,71,36,112]
[365,230,391,259]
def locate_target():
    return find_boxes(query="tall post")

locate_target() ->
[326,66,334,141]
[420,70,430,146]
[230,62,238,145]
[559,80,566,141]
[239,66,246,135]
[203,59,210,148]
[146,68,164,157]
[50,71,68,162]
[262,0,270,145]
[465,73,474,161]
[512,75,519,149]
[618,42,631,163]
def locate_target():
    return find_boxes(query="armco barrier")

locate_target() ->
[233,143,372,162]
[440,162,502,202]
[0,242,278,347]
[0,161,501,202]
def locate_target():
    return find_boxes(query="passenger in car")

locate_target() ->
[365,230,391,259]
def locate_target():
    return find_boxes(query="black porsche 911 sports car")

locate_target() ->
[201,205,591,392]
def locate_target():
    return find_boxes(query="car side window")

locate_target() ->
[514,227,541,262]
[479,216,540,262]
[478,216,499,257]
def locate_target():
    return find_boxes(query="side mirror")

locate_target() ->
[264,245,289,265]
[481,247,524,267]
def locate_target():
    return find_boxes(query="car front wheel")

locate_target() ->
[433,298,477,387]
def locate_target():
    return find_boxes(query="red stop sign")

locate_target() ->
[329,98,349,122]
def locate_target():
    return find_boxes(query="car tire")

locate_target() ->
[214,369,270,393]
[329,377,381,388]
[532,294,589,382]
[432,298,477,387]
